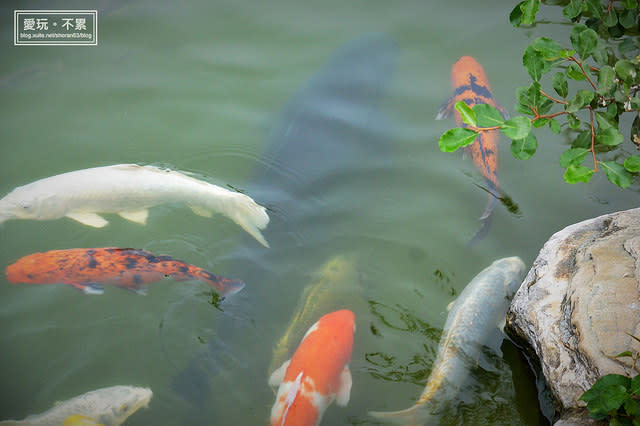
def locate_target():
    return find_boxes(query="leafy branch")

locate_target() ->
[438,0,640,188]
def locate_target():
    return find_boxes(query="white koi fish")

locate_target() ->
[369,257,526,425]
[0,385,152,426]
[0,164,270,247]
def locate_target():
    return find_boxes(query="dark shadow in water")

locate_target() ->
[169,33,399,409]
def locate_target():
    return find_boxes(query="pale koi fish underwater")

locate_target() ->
[0,1,636,425]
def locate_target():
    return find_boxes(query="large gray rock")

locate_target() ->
[506,208,640,424]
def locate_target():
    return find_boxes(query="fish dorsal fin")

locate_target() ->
[190,205,213,218]
[281,371,303,426]
[335,365,352,407]
[268,360,290,387]
[118,209,149,225]
[66,212,109,228]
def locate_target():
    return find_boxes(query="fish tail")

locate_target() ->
[369,403,437,425]
[196,269,245,296]
[228,193,270,248]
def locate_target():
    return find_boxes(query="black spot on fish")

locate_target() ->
[27,274,33,279]
[452,74,494,100]
[133,274,143,285]
[157,255,174,262]
[179,265,189,273]
[88,258,98,268]
[199,270,218,281]
[125,257,139,269]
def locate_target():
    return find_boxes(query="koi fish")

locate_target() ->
[269,309,356,426]
[0,164,269,247]
[436,56,506,244]
[5,247,244,296]
[369,257,525,425]
[0,385,152,426]
[269,255,363,376]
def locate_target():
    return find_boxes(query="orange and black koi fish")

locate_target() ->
[5,247,244,297]
[436,56,507,244]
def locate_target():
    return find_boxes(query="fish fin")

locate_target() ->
[128,285,148,296]
[446,299,456,311]
[281,372,303,425]
[268,359,290,387]
[435,97,454,120]
[190,205,213,218]
[80,282,104,295]
[66,212,109,228]
[335,365,352,407]
[227,195,270,248]
[118,209,149,225]
[369,403,436,424]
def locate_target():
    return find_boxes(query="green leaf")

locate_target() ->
[615,350,635,358]
[523,45,547,81]
[615,60,637,84]
[511,133,538,159]
[603,7,618,27]
[455,101,477,127]
[624,397,638,417]
[597,65,616,95]
[624,155,640,172]
[624,0,638,8]
[532,118,549,128]
[560,148,590,167]
[619,37,637,55]
[567,113,581,129]
[564,164,594,183]
[601,161,634,188]
[572,130,592,148]
[583,0,603,18]
[501,116,532,140]
[509,1,525,27]
[553,72,569,98]
[527,81,541,108]
[632,374,640,397]
[596,127,624,146]
[619,9,637,29]
[592,43,609,66]
[566,63,587,80]
[531,37,571,60]
[575,29,598,59]
[567,90,595,113]
[473,104,505,127]
[439,128,478,152]
[563,0,583,19]
[515,86,535,116]
[520,0,540,25]
[549,118,562,134]
[596,111,615,130]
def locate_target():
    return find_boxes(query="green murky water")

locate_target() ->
[0,1,637,425]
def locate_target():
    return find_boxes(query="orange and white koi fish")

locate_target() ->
[436,56,506,244]
[269,309,355,426]
[5,247,244,297]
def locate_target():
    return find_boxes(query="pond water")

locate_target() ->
[0,0,637,425]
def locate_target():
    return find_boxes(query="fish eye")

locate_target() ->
[19,202,31,210]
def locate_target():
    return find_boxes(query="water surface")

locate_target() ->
[0,1,637,425]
